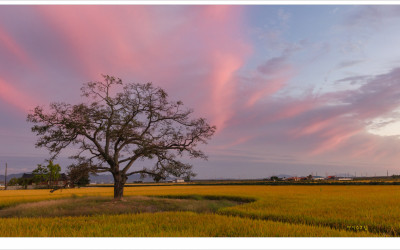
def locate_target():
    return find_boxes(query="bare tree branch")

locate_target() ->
[27,75,216,199]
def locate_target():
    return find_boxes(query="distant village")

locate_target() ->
[267,175,353,182]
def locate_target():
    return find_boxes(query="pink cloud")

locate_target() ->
[35,6,130,78]
[208,53,244,130]
[270,98,318,121]
[215,135,253,150]
[293,117,336,137]
[183,6,251,131]
[349,135,380,159]
[281,68,400,156]
[214,65,400,168]
[0,24,33,67]
[0,77,38,113]
[35,6,250,132]
[245,55,293,107]
[310,125,362,155]
[246,77,287,107]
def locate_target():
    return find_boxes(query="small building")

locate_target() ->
[22,173,34,179]
[338,177,353,181]
[21,172,69,187]
[287,177,301,181]
[326,176,336,180]
[312,176,325,181]
[173,179,185,183]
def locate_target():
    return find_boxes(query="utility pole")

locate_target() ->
[4,162,7,190]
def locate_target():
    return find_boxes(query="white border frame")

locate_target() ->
[1,237,400,249]
[1,1,400,249]
[1,1,400,5]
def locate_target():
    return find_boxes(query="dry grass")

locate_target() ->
[0,196,240,218]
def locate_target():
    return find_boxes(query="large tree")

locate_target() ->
[27,75,216,199]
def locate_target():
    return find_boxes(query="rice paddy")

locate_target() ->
[1,185,400,236]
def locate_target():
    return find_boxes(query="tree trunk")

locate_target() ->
[113,172,127,200]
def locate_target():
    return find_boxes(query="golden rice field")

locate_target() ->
[1,185,400,237]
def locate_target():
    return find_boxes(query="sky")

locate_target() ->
[1,5,400,178]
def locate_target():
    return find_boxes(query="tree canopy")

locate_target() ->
[28,75,216,199]
[32,161,61,188]
[67,163,91,187]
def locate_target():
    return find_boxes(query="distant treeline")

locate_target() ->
[89,180,400,187]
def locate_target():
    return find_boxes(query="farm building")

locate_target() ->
[287,177,301,181]
[173,179,185,183]
[21,173,34,179]
[312,176,325,181]
[338,177,353,181]
[20,173,69,187]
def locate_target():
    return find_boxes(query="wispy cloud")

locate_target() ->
[214,66,400,169]
[335,59,365,70]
